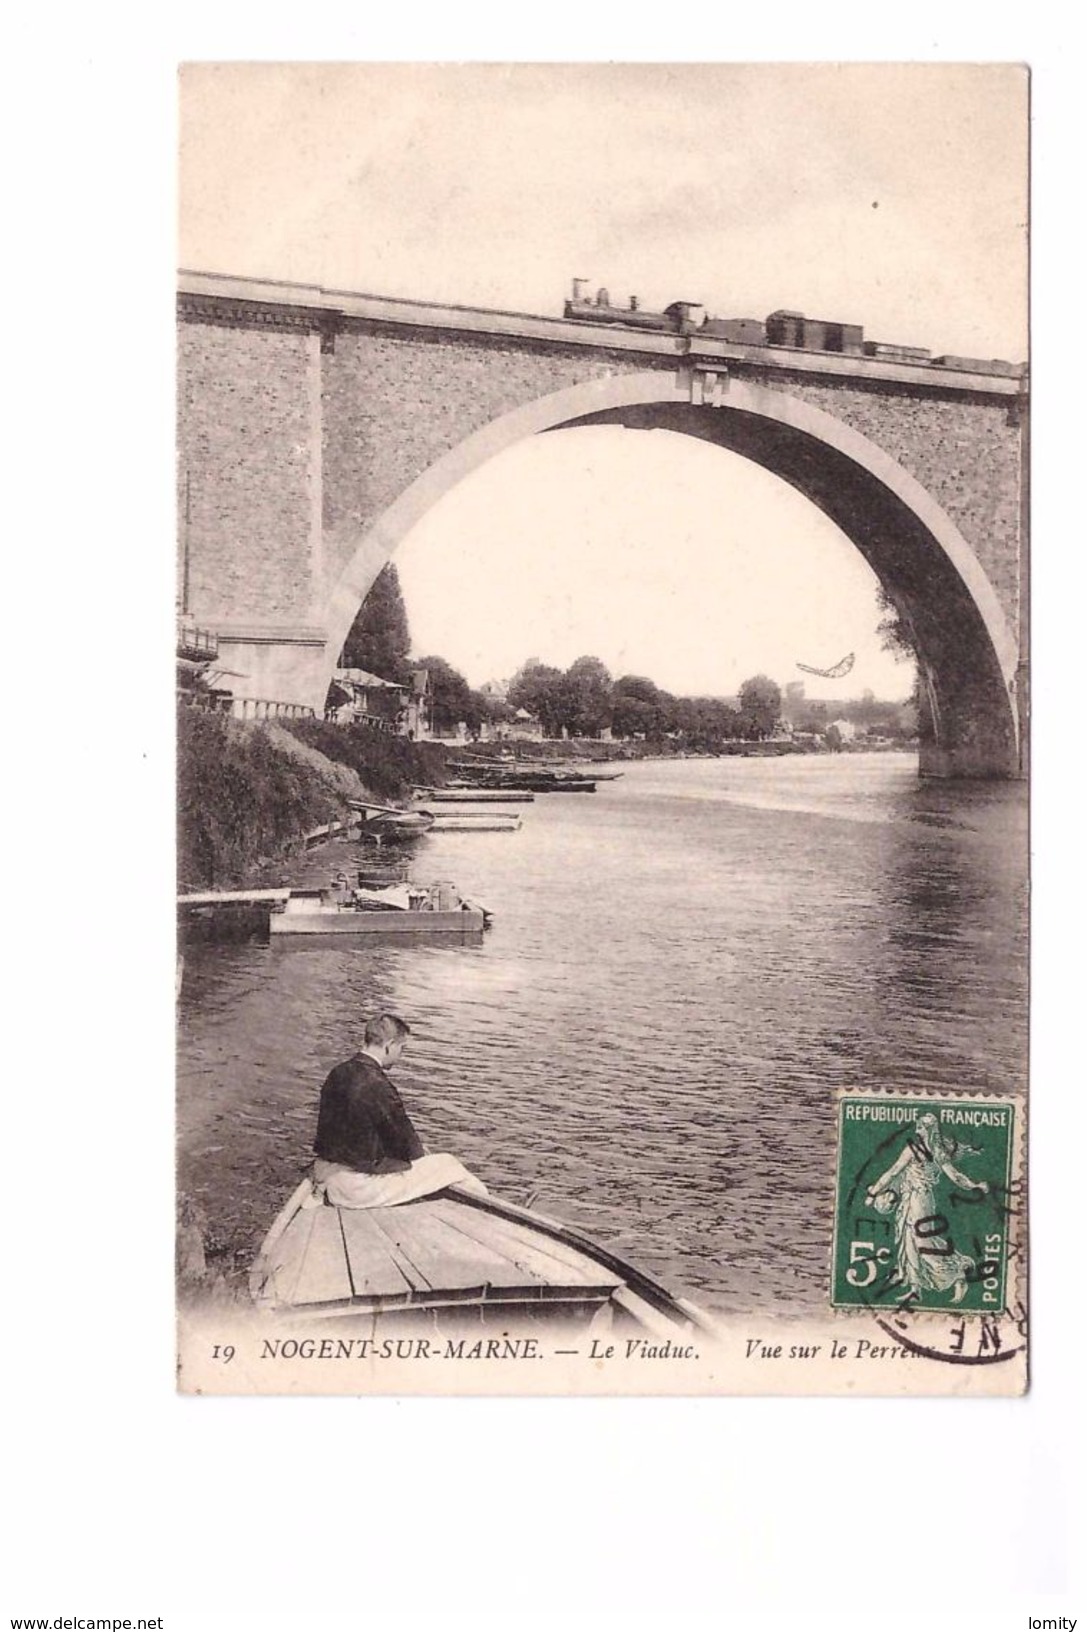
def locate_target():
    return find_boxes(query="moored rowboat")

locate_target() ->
[363,811,435,837]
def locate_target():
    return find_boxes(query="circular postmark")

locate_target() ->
[868,1292,1027,1366]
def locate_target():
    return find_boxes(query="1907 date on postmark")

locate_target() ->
[832,1092,1021,1324]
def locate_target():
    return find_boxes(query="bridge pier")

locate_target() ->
[918,739,1020,780]
[214,627,331,716]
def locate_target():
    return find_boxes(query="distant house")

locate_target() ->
[323,665,424,737]
[326,668,401,729]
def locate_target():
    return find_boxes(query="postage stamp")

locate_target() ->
[831,1090,1025,1363]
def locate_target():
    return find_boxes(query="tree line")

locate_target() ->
[504,659,784,744]
[338,564,785,743]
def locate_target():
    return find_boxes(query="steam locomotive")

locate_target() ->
[562,280,1021,378]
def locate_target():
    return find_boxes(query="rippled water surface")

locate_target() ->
[177,753,1027,1313]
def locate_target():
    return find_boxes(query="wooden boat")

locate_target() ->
[344,799,436,843]
[250,1180,715,1338]
[362,810,435,838]
[270,880,490,937]
[413,788,536,803]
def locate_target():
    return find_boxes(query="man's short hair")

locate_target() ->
[364,1013,411,1048]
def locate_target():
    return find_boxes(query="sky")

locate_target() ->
[180,63,1028,701]
[395,428,913,698]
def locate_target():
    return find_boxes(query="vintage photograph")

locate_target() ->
[175,62,1029,1395]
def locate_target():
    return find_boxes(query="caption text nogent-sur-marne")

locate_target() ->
[257,1335,698,1361]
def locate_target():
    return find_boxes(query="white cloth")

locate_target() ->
[307,1153,488,1209]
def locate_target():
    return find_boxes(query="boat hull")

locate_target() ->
[250,1180,714,1338]
[271,906,486,936]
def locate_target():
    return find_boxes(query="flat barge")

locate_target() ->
[270,882,489,937]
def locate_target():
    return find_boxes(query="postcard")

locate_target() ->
[176,62,1029,1396]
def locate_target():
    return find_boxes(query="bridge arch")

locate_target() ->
[326,371,1020,777]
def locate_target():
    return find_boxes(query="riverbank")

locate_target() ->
[452,735,918,764]
[177,708,448,889]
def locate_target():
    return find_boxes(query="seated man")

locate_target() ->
[309,1012,487,1208]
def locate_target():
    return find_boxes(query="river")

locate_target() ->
[176,752,1027,1315]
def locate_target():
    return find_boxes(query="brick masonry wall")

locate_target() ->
[321,329,665,577]
[754,371,1023,637]
[178,310,1025,766]
[321,327,1023,639]
[180,313,1024,658]
[178,322,320,624]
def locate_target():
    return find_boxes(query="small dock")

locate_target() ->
[419,811,522,833]
[178,888,291,907]
[303,818,357,847]
[345,798,411,816]
[414,788,536,803]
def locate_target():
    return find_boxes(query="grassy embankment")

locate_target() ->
[177,708,447,889]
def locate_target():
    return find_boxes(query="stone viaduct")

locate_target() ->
[177,271,1028,777]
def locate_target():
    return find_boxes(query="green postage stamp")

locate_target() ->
[832,1092,1020,1317]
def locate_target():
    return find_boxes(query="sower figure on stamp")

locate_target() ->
[865,1112,988,1306]
[309,1012,488,1208]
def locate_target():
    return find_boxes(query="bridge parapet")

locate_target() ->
[179,273,1025,396]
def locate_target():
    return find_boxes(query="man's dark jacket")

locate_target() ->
[313,1054,425,1173]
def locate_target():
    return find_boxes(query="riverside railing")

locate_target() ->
[228,697,316,721]
[176,621,219,661]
